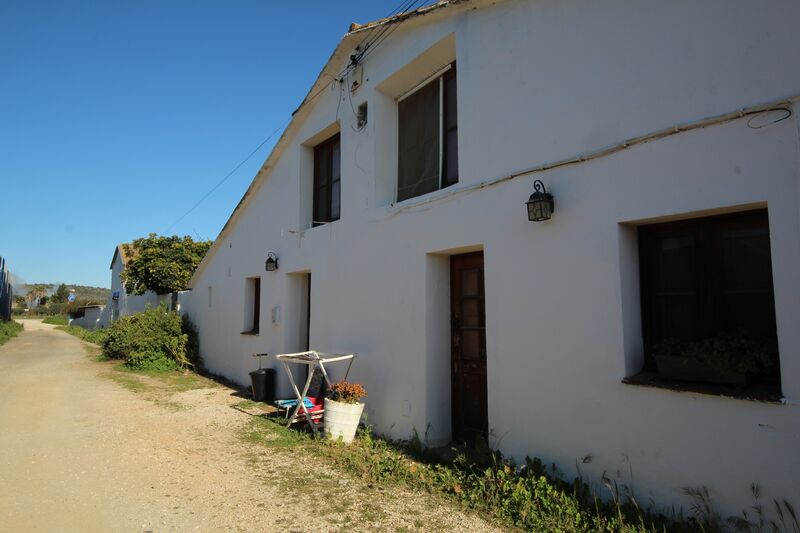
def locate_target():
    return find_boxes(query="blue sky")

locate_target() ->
[1,1,422,287]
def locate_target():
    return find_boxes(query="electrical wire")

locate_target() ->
[373,95,799,220]
[166,2,432,233]
[164,117,291,233]
[353,0,418,59]
[341,0,428,80]
[355,0,428,67]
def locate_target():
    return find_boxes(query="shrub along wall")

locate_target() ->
[102,305,198,371]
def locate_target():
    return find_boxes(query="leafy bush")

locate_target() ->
[120,234,212,295]
[102,305,197,371]
[327,381,368,404]
[42,315,69,326]
[127,350,179,372]
[0,320,23,346]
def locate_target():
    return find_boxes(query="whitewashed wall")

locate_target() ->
[183,0,800,517]
[69,306,104,330]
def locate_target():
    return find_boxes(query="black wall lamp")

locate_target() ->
[265,252,279,272]
[526,180,555,222]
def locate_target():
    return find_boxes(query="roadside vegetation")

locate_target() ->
[42,315,69,326]
[59,305,198,372]
[0,320,23,346]
[239,413,798,533]
[56,325,108,345]
[241,414,683,532]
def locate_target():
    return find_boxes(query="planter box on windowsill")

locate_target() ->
[654,355,748,386]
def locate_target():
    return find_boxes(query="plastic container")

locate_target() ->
[323,398,364,443]
[249,368,276,402]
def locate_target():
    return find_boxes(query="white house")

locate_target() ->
[183,0,800,516]
[97,244,162,327]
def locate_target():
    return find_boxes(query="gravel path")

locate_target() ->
[0,320,503,532]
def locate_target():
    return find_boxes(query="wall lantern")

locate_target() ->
[526,180,555,222]
[265,252,279,272]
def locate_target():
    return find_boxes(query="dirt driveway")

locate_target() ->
[0,320,501,532]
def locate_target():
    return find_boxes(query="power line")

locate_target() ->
[164,118,291,233]
[166,2,431,234]
[357,0,428,65]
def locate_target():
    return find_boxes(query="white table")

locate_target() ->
[273,350,357,437]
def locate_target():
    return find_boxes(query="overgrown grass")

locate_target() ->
[56,325,109,346]
[0,320,23,346]
[42,315,69,326]
[241,416,709,532]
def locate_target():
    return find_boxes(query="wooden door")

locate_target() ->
[450,252,488,441]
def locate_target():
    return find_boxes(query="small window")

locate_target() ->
[313,133,341,226]
[638,209,780,392]
[243,277,261,334]
[397,63,458,202]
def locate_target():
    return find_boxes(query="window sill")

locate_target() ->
[391,182,458,209]
[622,371,784,404]
[240,330,260,336]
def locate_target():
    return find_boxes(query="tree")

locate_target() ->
[51,283,69,303]
[120,234,212,295]
[24,284,49,307]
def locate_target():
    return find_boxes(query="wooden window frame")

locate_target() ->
[397,62,458,202]
[242,277,261,335]
[638,209,778,379]
[312,133,341,226]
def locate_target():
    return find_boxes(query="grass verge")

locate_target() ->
[56,325,108,345]
[42,315,69,326]
[240,414,706,533]
[0,320,23,346]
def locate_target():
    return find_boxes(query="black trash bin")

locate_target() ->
[249,368,276,402]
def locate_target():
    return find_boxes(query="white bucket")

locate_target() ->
[324,398,364,444]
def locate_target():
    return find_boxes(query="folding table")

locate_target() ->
[272,350,357,437]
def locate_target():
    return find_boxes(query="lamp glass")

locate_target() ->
[526,193,553,222]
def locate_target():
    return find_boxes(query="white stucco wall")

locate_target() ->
[183,0,800,517]
[69,306,104,330]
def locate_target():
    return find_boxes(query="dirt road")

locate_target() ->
[0,320,500,532]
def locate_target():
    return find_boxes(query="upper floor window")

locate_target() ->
[638,209,780,392]
[313,133,341,226]
[397,63,458,202]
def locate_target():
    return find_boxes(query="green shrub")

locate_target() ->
[127,350,179,372]
[0,320,23,346]
[42,315,69,326]
[102,305,196,371]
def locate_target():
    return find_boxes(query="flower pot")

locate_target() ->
[324,398,364,444]
[654,355,749,386]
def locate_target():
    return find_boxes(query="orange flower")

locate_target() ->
[328,381,368,404]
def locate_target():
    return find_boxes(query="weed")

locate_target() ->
[0,320,23,346]
[41,315,69,326]
[56,325,108,345]
[239,416,711,532]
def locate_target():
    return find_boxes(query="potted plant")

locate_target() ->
[324,381,367,444]
[653,334,777,386]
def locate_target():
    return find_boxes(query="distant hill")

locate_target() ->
[18,284,110,304]
[70,285,110,303]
